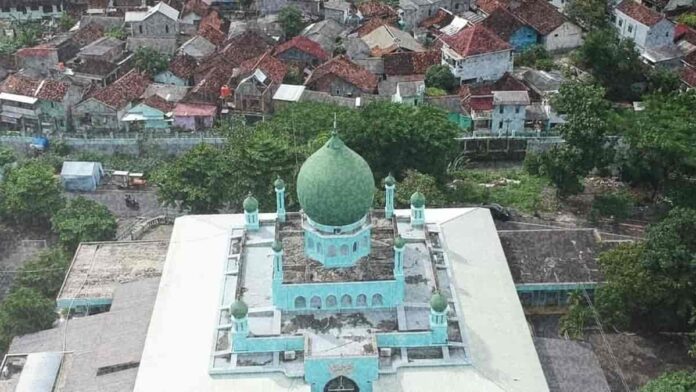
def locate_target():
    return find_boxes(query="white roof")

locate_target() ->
[125,2,179,22]
[440,16,468,36]
[134,209,549,392]
[60,161,102,176]
[15,352,63,392]
[273,84,306,102]
[0,93,37,104]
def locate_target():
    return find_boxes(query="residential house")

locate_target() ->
[274,36,329,69]
[232,52,287,116]
[460,73,527,132]
[491,90,529,135]
[172,102,216,131]
[301,19,344,54]
[359,1,398,20]
[15,35,79,77]
[272,84,305,111]
[440,24,513,84]
[69,36,132,87]
[481,7,537,51]
[398,0,469,30]
[70,23,106,48]
[392,80,425,105]
[0,0,64,20]
[0,74,85,133]
[614,0,680,66]
[383,50,441,76]
[77,37,126,63]
[125,2,180,55]
[519,68,566,129]
[324,0,360,25]
[155,53,198,86]
[179,36,216,60]
[305,55,379,96]
[197,10,228,47]
[72,70,150,132]
[122,95,175,130]
[361,24,424,56]
[425,94,470,128]
[681,66,696,88]
[180,0,209,26]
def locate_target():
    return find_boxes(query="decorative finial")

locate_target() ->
[331,113,338,136]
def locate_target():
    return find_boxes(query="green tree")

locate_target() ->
[575,29,645,101]
[154,144,232,213]
[425,64,457,92]
[645,68,681,94]
[51,197,117,252]
[395,170,447,207]
[0,288,56,349]
[105,25,127,40]
[515,45,555,70]
[58,12,76,31]
[133,47,170,75]
[590,190,634,222]
[278,6,304,38]
[559,291,591,339]
[283,65,304,85]
[538,146,585,197]
[13,247,70,298]
[640,371,696,392]
[0,145,15,167]
[677,13,696,28]
[0,161,64,226]
[565,0,609,30]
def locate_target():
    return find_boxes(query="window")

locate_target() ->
[307,237,314,250]
[18,6,26,13]
[326,295,337,308]
[515,106,520,114]
[43,5,53,13]
[428,9,432,16]
[340,244,349,255]
[328,245,336,257]
[353,242,358,252]
[372,294,384,306]
[341,294,352,307]
[30,5,39,10]
[294,296,306,308]
[628,25,633,33]
[310,296,322,309]
[356,294,367,307]
[165,25,169,34]
[499,106,503,114]
[618,19,623,27]
[498,121,503,129]
[455,3,459,9]
[139,25,143,34]
[1,6,9,12]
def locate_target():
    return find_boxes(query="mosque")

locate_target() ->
[133,129,550,392]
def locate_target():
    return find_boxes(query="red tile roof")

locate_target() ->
[143,94,175,113]
[169,53,198,79]
[482,7,525,41]
[358,1,397,19]
[15,45,56,58]
[173,102,216,116]
[441,24,511,57]
[274,36,328,61]
[183,0,209,16]
[477,0,502,14]
[89,70,150,109]
[684,50,696,67]
[616,0,663,26]
[419,8,454,29]
[71,23,105,47]
[306,55,379,93]
[0,74,70,102]
[239,51,287,84]
[383,50,441,75]
[681,66,696,87]
[508,0,565,35]
[198,23,226,47]
[675,24,696,45]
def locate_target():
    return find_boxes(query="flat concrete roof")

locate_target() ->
[134,209,549,392]
[57,241,167,307]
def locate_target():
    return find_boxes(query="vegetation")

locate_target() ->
[105,25,127,40]
[425,65,457,92]
[12,248,70,298]
[58,12,76,31]
[283,65,304,85]
[51,197,117,252]
[395,170,446,207]
[515,45,556,71]
[0,22,41,55]
[676,12,696,29]
[0,288,56,349]
[0,145,15,168]
[133,47,170,76]
[640,371,696,392]
[565,0,609,30]
[425,87,447,96]
[278,6,304,38]
[559,291,592,339]
[590,190,634,221]
[0,161,64,226]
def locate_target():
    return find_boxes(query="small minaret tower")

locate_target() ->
[272,240,283,300]
[429,292,448,344]
[274,176,286,222]
[230,299,249,350]
[243,194,259,231]
[384,173,396,219]
[410,191,426,227]
[393,235,405,278]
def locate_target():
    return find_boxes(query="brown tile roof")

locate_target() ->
[441,24,511,57]
[684,50,696,67]
[15,45,56,58]
[183,0,209,16]
[239,51,287,84]
[198,10,228,46]
[71,23,105,47]
[306,55,379,93]
[476,0,502,14]
[383,50,441,75]
[481,7,525,41]
[459,72,527,111]
[143,94,175,112]
[616,0,664,26]
[1,74,70,102]
[681,66,696,87]
[169,53,198,79]
[508,0,565,35]
[355,17,398,37]
[89,70,150,109]
[358,1,397,19]
[419,8,454,29]
[274,36,328,61]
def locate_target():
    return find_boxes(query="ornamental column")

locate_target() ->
[272,240,283,305]
[384,173,395,219]
[274,176,286,222]
[410,191,426,228]
[429,292,448,344]
[243,194,259,231]
[230,300,249,351]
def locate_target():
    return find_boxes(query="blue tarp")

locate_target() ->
[60,161,103,192]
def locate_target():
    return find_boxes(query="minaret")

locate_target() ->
[429,292,448,344]
[243,194,259,231]
[230,299,249,350]
[272,240,283,301]
[393,235,405,278]
[410,191,425,228]
[274,177,286,222]
[384,173,396,219]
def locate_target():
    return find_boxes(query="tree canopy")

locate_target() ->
[51,196,117,252]
[0,287,56,349]
[13,247,70,298]
[565,0,609,30]
[640,371,696,392]
[425,65,457,92]
[0,161,64,226]
[133,47,170,76]
[278,6,304,38]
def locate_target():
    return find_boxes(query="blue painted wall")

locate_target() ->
[305,355,379,392]
[273,279,404,311]
[510,26,539,52]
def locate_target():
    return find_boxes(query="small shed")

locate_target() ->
[60,161,104,192]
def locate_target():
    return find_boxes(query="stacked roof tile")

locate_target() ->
[71,23,105,47]
[239,51,288,84]
[383,51,441,75]
[1,74,70,102]
[274,36,329,61]
[89,70,150,109]
[441,23,511,56]
[306,55,379,93]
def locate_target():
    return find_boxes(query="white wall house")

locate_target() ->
[491,91,529,136]
[541,21,583,52]
[441,24,513,84]
[614,0,674,52]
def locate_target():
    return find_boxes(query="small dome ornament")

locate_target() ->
[230,300,248,319]
[410,191,426,208]
[272,239,283,252]
[430,292,448,313]
[384,172,396,187]
[274,176,285,190]
[243,194,258,212]
[394,235,406,249]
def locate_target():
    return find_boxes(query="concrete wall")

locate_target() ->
[644,19,674,49]
[131,12,178,38]
[0,4,62,20]
[510,26,538,52]
[233,334,304,353]
[491,103,526,135]
[309,75,370,96]
[542,22,583,52]
[443,48,513,83]
[72,99,121,132]
[615,11,672,51]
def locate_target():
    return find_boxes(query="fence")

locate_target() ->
[457,136,564,161]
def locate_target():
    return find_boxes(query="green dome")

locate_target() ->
[410,191,426,208]
[243,195,258,212]
[296,132,375,226]
[384,173,396,187]
[230,300,248,319]
[274,176,285,190]
[272,239,283,252]
[430,292,447,313]
[394,235,406,249]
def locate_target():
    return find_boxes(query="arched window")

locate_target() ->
[372,293,383,306]
[294,296,306,309]
[353,242,358,252]
[340,294,352,307]
[356,294,367,307]
[310,296,322,309]
[326,295,337,308]
[328,245,336,257]
[340,244,349,255]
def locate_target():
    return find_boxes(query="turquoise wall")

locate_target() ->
[273,279,404,311]
[305,355,379,392]
[304,226,371,267]
[233,334,305,353]
[510,26,539,52]
[376,331,436,347]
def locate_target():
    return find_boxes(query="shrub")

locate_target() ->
[591,190,634,221]
[523,153,543,176]
[425,64,457,92]
[425,87,447,96]
[0,288,56,350]
[640,371,696,392]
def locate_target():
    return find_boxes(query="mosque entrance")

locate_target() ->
[324,376,359,392]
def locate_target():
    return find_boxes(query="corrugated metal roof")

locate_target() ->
[15,352,63,392]
[0,93,38,104]
[60,161,102,177]
[273,84,305,102]
[125,2,179,22]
